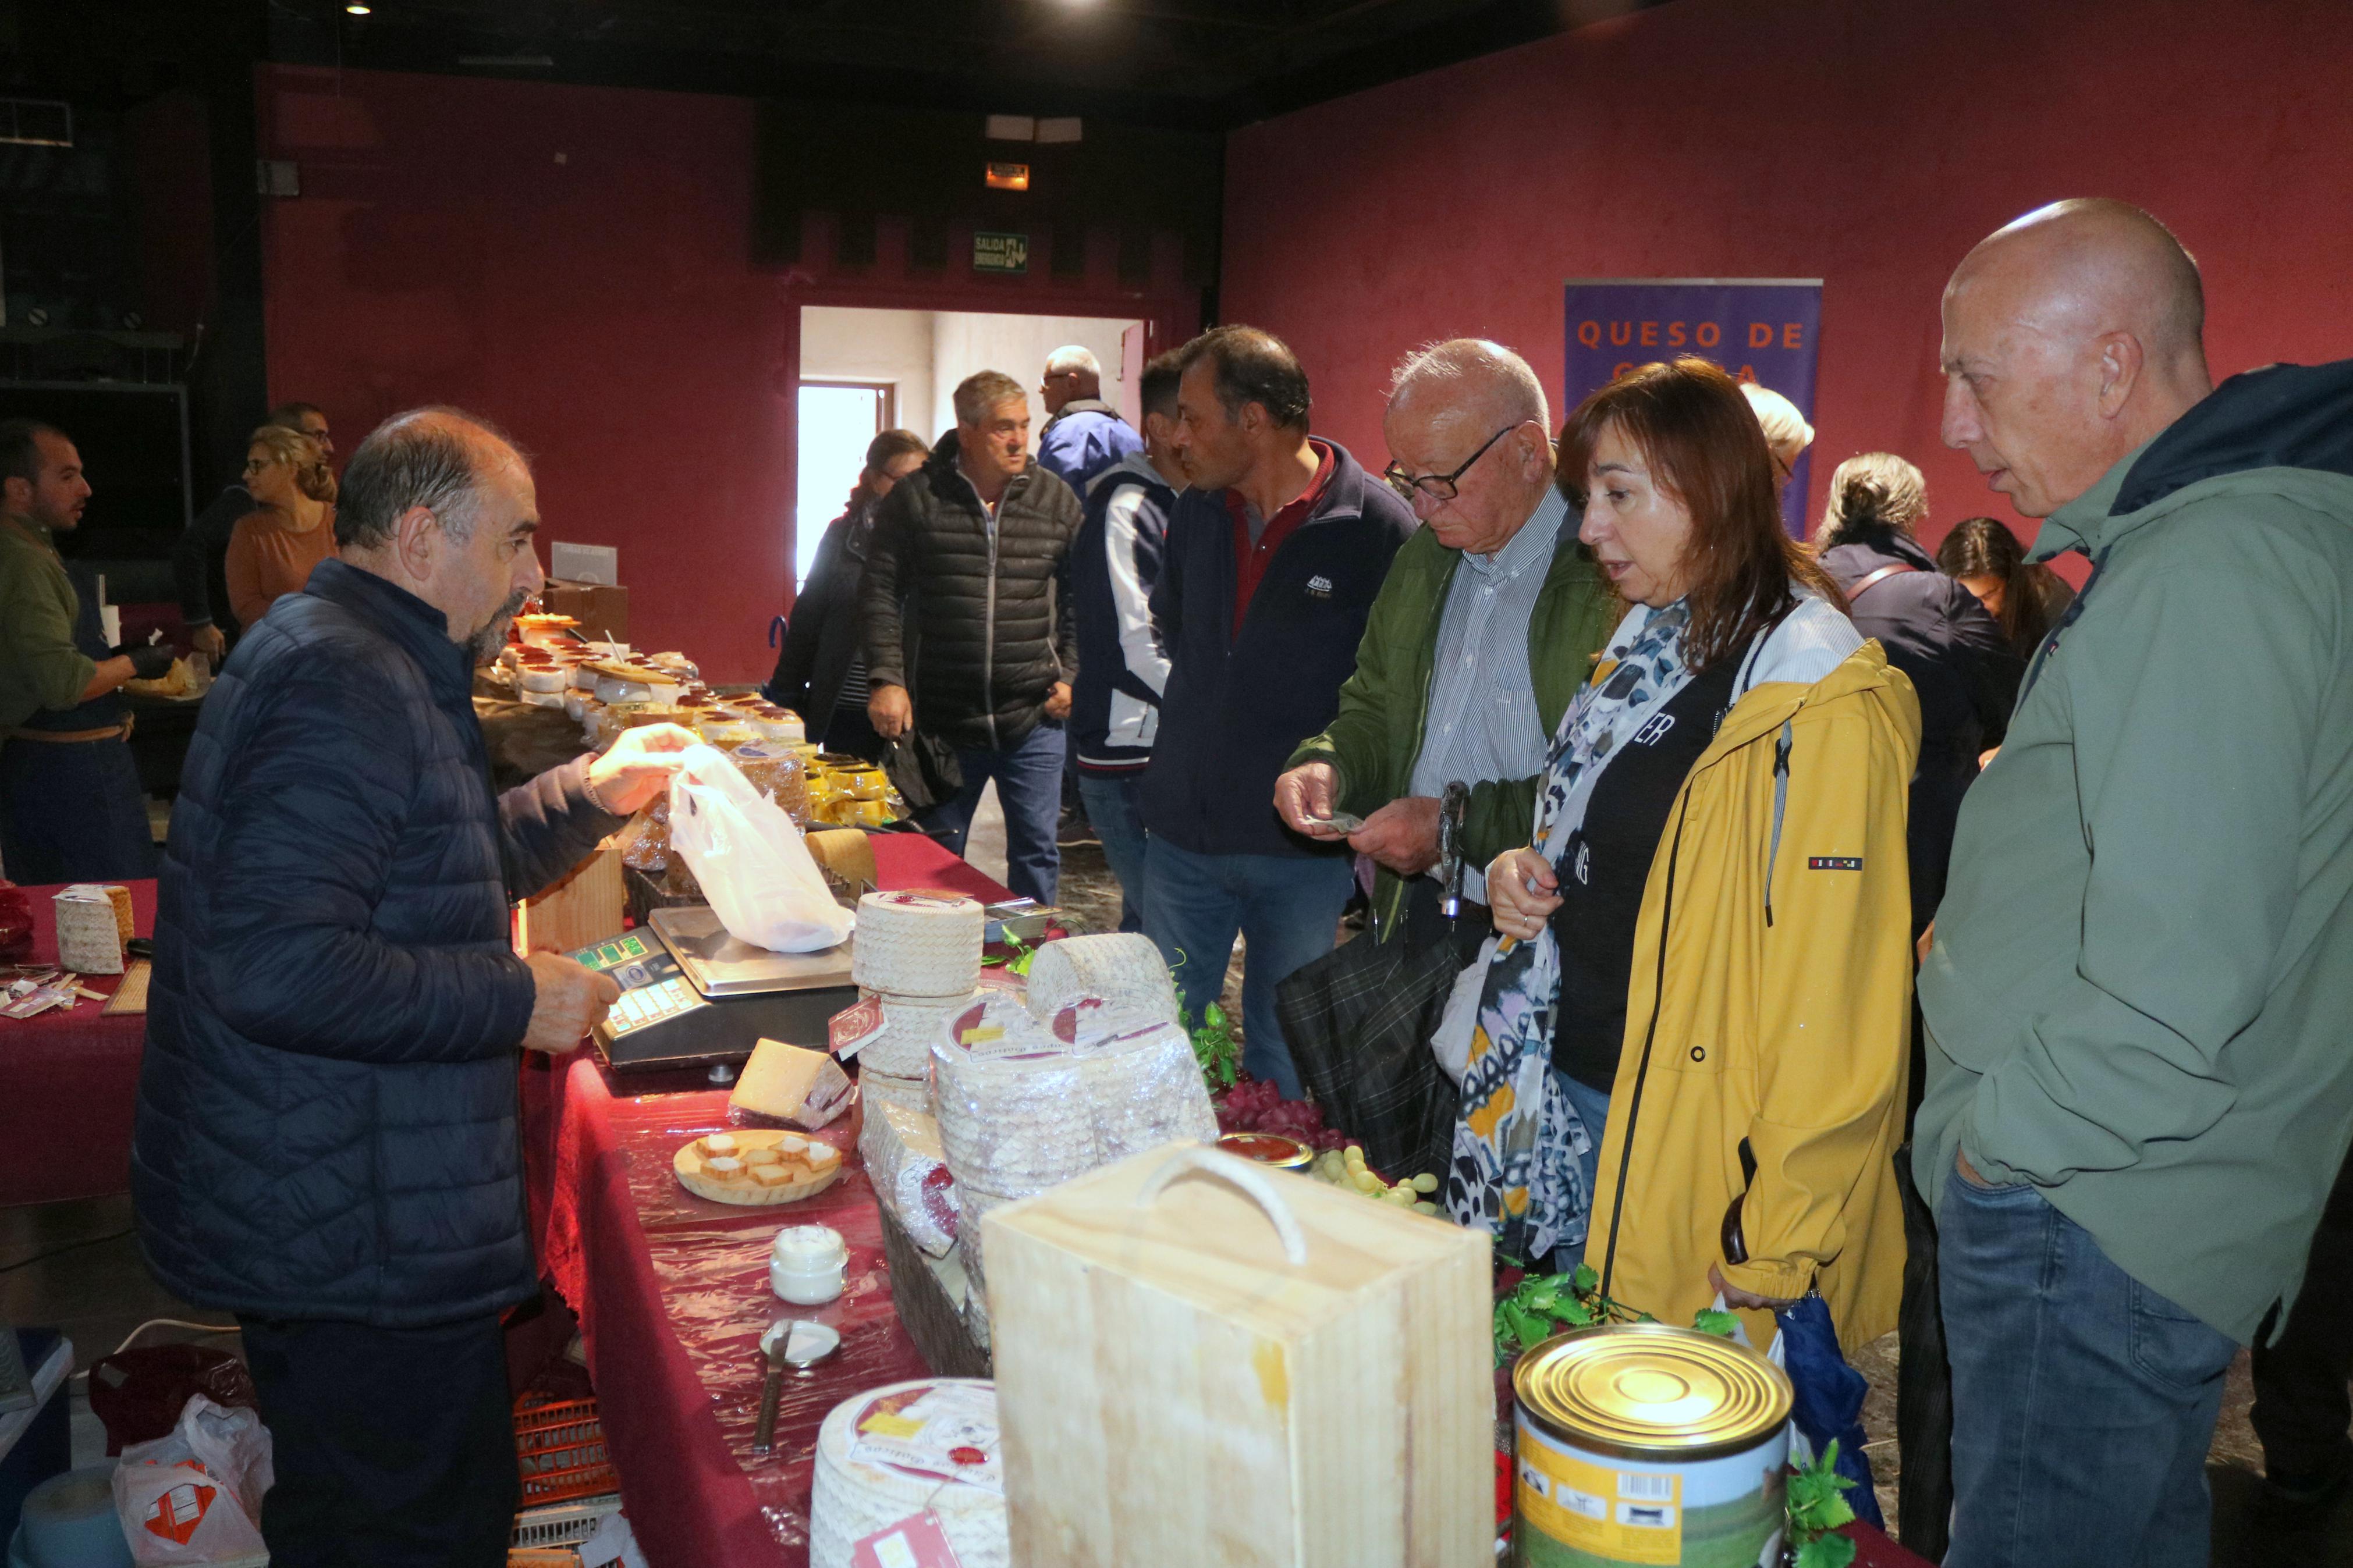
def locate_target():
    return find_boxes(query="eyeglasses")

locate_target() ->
[1385,422,1523,502]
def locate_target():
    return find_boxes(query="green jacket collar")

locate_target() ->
[2028,437,2159,564]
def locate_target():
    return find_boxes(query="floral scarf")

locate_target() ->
[1444,599,1698,1264]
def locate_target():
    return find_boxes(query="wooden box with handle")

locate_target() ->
[981,1143,1492,1567]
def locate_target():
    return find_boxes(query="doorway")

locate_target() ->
[793,305,1144,585]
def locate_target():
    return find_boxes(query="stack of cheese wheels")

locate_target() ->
[932,992,1218,1297]
[810,1379,1009,1568]
[851,890,985,999]
[1023,933,1183,1029]
[852,989,975,1080]
[850,890,986,1101]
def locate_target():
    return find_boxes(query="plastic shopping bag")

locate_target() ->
[668,743,855,952]
[1769,1296,1884,1530]
[111,1395,274,1566]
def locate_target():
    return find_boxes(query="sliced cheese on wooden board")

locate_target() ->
[672,1129,844,1206]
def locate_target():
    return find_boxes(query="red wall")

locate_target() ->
[1222,0,2353,563]
[256,66,1198,683]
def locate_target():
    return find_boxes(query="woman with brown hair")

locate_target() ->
[764,428,931,759]
[1450,357,1919,1350]
[224,424,338,630]
[1935,513,2076,663]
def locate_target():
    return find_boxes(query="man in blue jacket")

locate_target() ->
[1035,344,1142,496]
[1142,326,1415,1097]
[1071,350,1184,931]
[132,407,696,1567]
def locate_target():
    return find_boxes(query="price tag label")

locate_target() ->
[830,995,887,1059]
[849,1510,964,1568]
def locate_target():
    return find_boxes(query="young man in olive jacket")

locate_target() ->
[1142,326,1415,1097]
[1918,199,2353,1568]
[861,371,1081,904]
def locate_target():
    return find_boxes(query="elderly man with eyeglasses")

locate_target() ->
[1276,339,1614,951]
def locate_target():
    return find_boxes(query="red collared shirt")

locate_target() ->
[1224,439,1336,637]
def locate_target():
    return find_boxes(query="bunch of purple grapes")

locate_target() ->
[1213,1073,1360,1153]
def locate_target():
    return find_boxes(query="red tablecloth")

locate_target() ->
[0,879,156,1206]
[527,830,1010,1567]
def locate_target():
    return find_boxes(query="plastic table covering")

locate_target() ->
[0,878,157,1207]
[527,830,1009,1566]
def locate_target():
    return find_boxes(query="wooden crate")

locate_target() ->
[982,1144,1491,1568]
[518,844,627,955]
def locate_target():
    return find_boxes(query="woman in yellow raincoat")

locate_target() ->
[1461,357,1919,1349]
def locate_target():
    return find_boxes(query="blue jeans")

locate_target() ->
[921,720,1066,906]
[1141,838,1354,1101]
[1939,1160,2238,1568]
[1076,772,1148,933]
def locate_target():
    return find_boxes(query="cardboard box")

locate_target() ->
[542,579,628,643]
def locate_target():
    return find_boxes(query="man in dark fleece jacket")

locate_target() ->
[133,409,695,1567]
[1142,326,1414,1096]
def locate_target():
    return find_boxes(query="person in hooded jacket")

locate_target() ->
[1469,357,1919,1354]
[1069,351,1184,931]
[1919,199,2353,1568]
[1812,453,2020,940]
[765,427,929,760]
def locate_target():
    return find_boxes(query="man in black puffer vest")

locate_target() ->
[132,408,698,1567]
[862,369,1081,904]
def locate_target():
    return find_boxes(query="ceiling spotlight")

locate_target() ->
[345,2,371,13]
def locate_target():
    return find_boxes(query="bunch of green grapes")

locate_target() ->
[1312,1143,1441,1215]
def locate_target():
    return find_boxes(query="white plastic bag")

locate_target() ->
[1429,932,1500,1084]
[112,1395,274,1567]
[668,743,855,952]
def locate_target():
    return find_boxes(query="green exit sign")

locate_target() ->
[973,231,1029,275]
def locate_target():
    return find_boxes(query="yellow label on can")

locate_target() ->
[1516,1441,1683,1565]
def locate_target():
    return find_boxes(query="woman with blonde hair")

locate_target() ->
[1457,358,1919,1350]
[1813,453,2020,940]
[225,424,338,630]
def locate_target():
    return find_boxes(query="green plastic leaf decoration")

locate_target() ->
[1571,1264,1599,1293]
[1691,1308,1741,1339]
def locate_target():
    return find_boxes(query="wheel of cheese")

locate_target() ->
[853,990,977,1078]
[851,890,986,998]
[955,1182,1018,1295]
[930,1000,1219,1196]
[1024,933,1183,1027]
[856,1065,929,1117]
[809,1379,1009,1568]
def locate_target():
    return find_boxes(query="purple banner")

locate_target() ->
[1563,278,1823,534]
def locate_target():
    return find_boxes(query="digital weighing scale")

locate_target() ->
[576,905,858,1073]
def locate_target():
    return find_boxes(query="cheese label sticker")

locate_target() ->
[859,1412,924,1439]
[959,1025,1005,1046]
[830,995,887,1058]
[849,1510,964,1568]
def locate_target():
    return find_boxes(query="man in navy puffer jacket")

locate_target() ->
[132,408,695,1567]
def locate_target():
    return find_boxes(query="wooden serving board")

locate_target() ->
[672,1129,845,1206]
[103,960,151,1016]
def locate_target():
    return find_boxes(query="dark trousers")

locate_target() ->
[2251,1139,2353,1480]
[1895,1143,1953,1560]
[239,1313,519,1568]
[0,734,158,883]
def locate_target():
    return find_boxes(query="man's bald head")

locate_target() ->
[1387,338,1549,437]
[337,407,526,552]
[1383,339,1555,553]
[1939,199,2214,517]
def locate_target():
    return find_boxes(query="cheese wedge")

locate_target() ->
[730,1039,854,1130]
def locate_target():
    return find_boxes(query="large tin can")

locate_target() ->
[1511,1323,1793,1567]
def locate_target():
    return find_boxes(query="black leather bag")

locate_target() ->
[882,730,963,814]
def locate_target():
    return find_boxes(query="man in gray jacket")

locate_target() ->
[1918,199,2353,1567]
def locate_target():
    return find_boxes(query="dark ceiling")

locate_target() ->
[265,0,1653,130]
